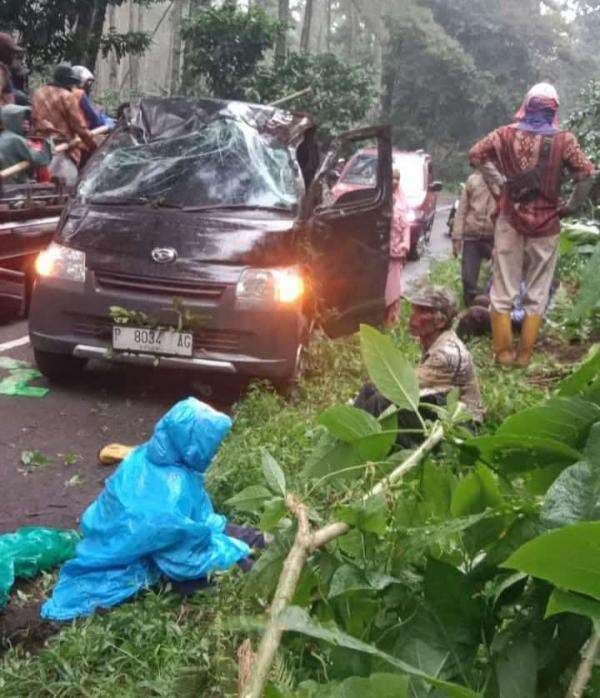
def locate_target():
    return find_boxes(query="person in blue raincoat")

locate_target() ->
[42,398,251,621]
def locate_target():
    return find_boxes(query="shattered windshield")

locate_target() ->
[78,117,301,211]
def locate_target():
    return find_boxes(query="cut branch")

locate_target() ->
[566,632,600,698]
[241,423,444,697]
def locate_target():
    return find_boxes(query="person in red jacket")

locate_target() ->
[469,82,594,367]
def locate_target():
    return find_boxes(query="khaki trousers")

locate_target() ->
[490,216,558,316]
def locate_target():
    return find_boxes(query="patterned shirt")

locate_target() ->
[32,85,95,160]
[469,125,593,237]
[417,329,484,422]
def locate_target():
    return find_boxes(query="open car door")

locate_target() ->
[303,125,392,337]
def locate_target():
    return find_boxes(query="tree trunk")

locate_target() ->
[76,0,110,69]
[300,0,313,54]
[169,0,184,95]
[108,4,118,91]
[326,0,332,52]
[275,0,290,60]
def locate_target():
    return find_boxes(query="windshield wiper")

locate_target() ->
[87,196,152,206]
[87,197,185,209]
[180,204,293,213]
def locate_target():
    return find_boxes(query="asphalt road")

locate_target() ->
[0,200,452,535]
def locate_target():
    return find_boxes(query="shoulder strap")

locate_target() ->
[539,135,553,168]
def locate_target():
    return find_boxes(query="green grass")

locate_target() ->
[0,258,585,696]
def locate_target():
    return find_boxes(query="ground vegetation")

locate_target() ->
[2,249,599,695]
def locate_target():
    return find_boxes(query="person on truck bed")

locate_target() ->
[32,64,97,187]
[0,104,51,183]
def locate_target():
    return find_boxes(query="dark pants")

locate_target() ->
[462,238,493,306]
[354,382,448,448]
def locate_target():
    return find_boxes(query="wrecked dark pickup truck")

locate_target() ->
[29,96,393,386]
[0,183,67,318]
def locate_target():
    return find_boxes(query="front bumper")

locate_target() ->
[29,270,309,380]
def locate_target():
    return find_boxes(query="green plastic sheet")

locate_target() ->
[0,527,79,607]
[0,357,49,397]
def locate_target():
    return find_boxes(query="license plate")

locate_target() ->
[112,326,193,358]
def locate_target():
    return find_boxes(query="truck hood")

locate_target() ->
[57,204,299,283]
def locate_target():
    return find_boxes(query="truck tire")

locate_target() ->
[33,349,87,382]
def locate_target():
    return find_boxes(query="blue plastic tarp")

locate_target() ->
[41,398,251,621]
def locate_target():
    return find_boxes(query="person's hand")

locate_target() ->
[452,239,462,258]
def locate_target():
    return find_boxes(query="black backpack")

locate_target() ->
[505,134,554,204]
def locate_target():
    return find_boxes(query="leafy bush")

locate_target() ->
[242,53,377,142]
[234,328,600,696]
[182,5,281,100]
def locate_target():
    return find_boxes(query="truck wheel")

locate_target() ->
[33,349,87,382]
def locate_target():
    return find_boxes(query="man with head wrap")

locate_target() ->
[469,82,594,367]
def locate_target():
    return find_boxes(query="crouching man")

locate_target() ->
[355,284,484,437]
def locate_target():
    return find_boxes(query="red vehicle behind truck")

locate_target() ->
[332,148,441,260]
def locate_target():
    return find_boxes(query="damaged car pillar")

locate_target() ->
[28,97,393,387]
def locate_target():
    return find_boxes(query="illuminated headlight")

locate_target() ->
[236,267,304,303]
[35,243,86,282]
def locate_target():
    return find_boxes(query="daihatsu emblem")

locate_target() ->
[151,247,177,264]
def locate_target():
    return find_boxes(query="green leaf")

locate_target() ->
[259,498,288,531]
[277,606,480,698]
[463,434,580,473]
[503,522,600,600]
[318,405,381,442]
[421,460,453,518]
[304,436,365,483]
[493,635,537,698]
[422,559,482,674]
[296,673,410,697]
[543,422,600,527]
[451,473,482,518]
[336,494,388,535]
[20,450,51,467]
[556,345,600,397]
[450,464,502,517]
[353,432,396,463]
[262,451,286,496]
[546,588,600,632]
[359,324,420,413]
[225,485,272,513]
[496,397,600,449]
[478,516,548,571]
[328,564,369,599]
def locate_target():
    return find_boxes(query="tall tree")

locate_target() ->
[300,0,313,53]
[0,0,156,69]
[275,0,290,59]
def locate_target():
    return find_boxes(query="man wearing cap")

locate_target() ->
[469,82,594,367]
[355,283,484,427]
[32,64,97,187]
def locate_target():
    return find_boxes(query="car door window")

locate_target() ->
[308,135,388,215]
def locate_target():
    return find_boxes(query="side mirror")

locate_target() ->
[429,181,443,193]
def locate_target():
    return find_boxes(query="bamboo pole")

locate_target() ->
[268,87,312,108]
[0,126,109,182]
[242,422,445,698]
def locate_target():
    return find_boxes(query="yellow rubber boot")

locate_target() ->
[490,311,514,366]
[515,314,543,368]
[98,443,135,466]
